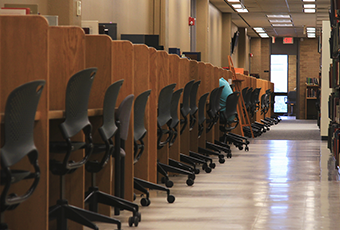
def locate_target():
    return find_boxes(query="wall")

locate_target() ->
[0,0,48,14]
[230,23,239,68]
[168,0,190,52]
[299,38,320,119]
[208,3,222,67]
[321,20,332,137]
[250,37,270,80]
[82,0,154,39]
[261,38,270,81]
[288,55,297,91]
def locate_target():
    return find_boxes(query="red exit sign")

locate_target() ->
[283,37,294,44]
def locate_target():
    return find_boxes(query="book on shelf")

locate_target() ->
[306,77,319,85]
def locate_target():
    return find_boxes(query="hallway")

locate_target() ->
[91,119,340,230]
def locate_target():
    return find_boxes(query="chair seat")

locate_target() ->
[50,141,87,153]
[0,169,32,185]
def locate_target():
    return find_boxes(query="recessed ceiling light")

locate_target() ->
[272,24,293,27]
[307,33,316,38]
[304,8,316,13]
[254,27,265,32]
[304,4,315,8]
[269,19,292,23]
[228,0,240,2]
[236,8,248,13]
[232,4,242,8]
[307,27,315,32]
[302,0,315,2]
[259,33,269,38]
[267,15,291,18]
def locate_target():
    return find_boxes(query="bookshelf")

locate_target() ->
[305,84,320,119]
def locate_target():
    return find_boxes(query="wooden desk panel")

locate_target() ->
[205,63,214,142]
[179,58,190,156]
[156,51,170,166]
[0,15,49,230]
[168,55,181,161]
[48,26,86,230]
[189,60,199,153]
[85,34,113,216]
[134,44,151,182]
[111,41,134,201]
[148,47,158,183]
[197,62,208,149]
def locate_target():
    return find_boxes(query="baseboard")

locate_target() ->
[321,136,328,140]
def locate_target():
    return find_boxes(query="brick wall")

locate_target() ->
[250,38,270,81]
[288,55,296,91]
[261,39,270,81]
[299,38,320,119]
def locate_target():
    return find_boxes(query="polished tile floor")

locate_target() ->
[89,119,340,230]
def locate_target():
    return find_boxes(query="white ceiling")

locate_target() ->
[209,0,330,38]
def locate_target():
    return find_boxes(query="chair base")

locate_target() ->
[85,186,140,225]
[49,199,121,230]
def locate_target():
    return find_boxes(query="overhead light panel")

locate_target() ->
[302,0,315,2]
[236,8,248,13]
[272,24,293,27]
[304,4,315,8]
[254,27,265,33]
[304,8,315,13]
[232,4,242,8]
[228,0,240,2]
[267,14,291,18]
[307,33,316,38]
[269,19,292,23]
[306,27,315,32]
[259,33,269,38]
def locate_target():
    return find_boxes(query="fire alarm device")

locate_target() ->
[189,17,195,26]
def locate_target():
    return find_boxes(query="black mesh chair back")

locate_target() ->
[250,88,261,116]
[287,91,296,104]
[180,80,194,134]
[1,80,45,213]
[220,91,240,131]
[50,68,97,174]
[60,68,97,139]
[85,79,124,173]
[261,93,268,115]
[189,81,201,129]
[157,84,176,128]
[157,84,176,149]
[198,92,209,137]
[241,87,249,108]
[208,87,219,118]
[245,87,253,110]
[214,86,225,115]
[134,90,151,163]
[116,95,135,141]
[168,88,183,146]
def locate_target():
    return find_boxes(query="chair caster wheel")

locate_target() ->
[205,167,212,173]
[219,158,225,163]
[133,193,136,201]
[141,197,150,206]
[238,146,243,150]
[136,212,142,222]
[167,195,175,203]
[195,168,200,174]
[227,153,232,158]
[186,178,194,186]
[209,162,216,168]
[165,180,173,188]
[128,216,139,227]
[202,163,208,170]
[189,173,196,180]
[245,146,249,152]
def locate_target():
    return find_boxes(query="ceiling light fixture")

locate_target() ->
[269,19,292,23]
[307,33,316,38]
[267,14,291,18]
[232,4,242,9]
[236,8,248,13]
[227,0,241,2]
[304,8,316,13]
[272,24,293,27]
[302,0,315,2]
[304,4,315,8]
[306,27,315,32]
[259,33,269,38]
[254,27,265,33]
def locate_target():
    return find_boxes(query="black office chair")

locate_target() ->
[49,68,121,230]
[133,90,175,206]
[285,91,296,116]
[84,80,140,227]
[0,80,45,230]
[189,81,201,130]
[180,80,195,134]
[157,84,195,187]
[220,91,249,152]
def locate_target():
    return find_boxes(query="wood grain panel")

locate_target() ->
[148,47,158,183]
[111,41,134,201]
[48,26,86,230]
[0,15,49,230]
[179,58,190,156]
[156,51,170,166]
[197,62,208,149]
[85,34,113,216]
[189,60,199,152]
[133,44,151,182]
[205,64,214,142]
[168,55,181,161]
